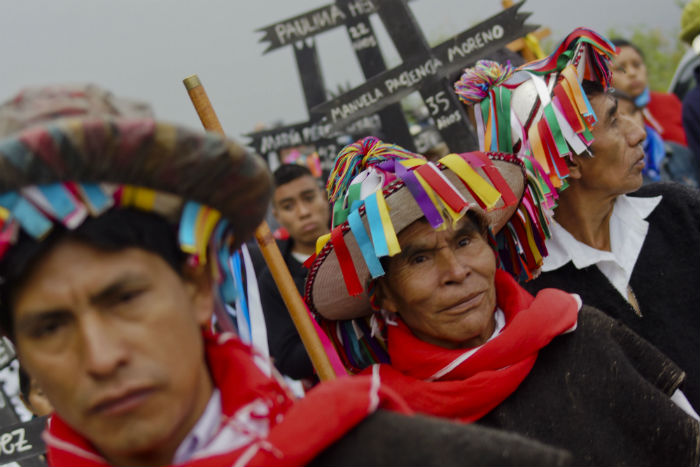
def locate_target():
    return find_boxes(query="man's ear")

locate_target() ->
[181,265,214,326]
[567,153,586,180]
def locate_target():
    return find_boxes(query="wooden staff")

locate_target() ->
[183,74,337,381]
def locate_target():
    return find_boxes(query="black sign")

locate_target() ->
[338,0,416,150]
[246,114,381,164]
[0,417,47,465]
[311,2,535,130]
[0,338,15,370]
[294,40,328,111]
[257,0,379,53]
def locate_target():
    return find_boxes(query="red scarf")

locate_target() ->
[44,331,411,467]
[364,269,579,422]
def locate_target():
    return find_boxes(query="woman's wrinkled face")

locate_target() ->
[377,216,497,349]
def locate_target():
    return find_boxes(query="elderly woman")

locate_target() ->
[305,30,700,466]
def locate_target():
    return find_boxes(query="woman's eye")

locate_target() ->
[117,289,143,304]
[410,255,428,265]
[457,237,471,247]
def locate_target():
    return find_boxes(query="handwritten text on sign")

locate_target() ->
[312,2,535,128]
[0,416,47,464]
[247,115,381,154]
[257,0,378,53]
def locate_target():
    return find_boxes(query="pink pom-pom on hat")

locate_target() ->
[454,60,514,105]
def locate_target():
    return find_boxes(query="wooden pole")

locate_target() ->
[183,74,337,381]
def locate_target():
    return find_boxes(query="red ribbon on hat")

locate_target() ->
[331,225,363,296]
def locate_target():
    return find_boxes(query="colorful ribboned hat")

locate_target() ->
[305,137,564,371]
[454,27,616,198]
[0,84,272,313]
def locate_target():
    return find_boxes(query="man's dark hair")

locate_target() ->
[273,164,313,189]
[581,80,606,99]
[0,208,186,340]
[610,38,645,59]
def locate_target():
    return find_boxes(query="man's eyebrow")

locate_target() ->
[275,195,296,206]
[14,273,149,333]
[89,274,149,305]
[15,309,70,335]
[276,189,317,206]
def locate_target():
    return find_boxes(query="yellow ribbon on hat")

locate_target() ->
[316,233,331,255]
[439,154,501,208]
[195,207,221,264]
[376,190,400,256]
[120,186,157,211]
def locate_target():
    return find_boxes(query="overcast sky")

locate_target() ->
[0,0,685,144]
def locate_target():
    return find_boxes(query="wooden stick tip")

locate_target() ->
[183,75,202,90]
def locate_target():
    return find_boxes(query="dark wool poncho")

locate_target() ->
[524,182,700,409]
[478,306,700,467]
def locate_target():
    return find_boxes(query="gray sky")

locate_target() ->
[0,0,685,143]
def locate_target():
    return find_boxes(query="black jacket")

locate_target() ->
[259,238,315,380]
[478,306,699,466]
[312,410,572,466]
[524,182,700,409]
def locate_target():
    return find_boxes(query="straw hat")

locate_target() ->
[0,84,271,303]
[305,137,530,321]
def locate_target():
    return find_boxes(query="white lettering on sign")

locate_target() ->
[274,5,346,45]
[260,129,303,153]
[0,428,32,457]
[436,110,462,130]
[446,24,505,63]
[330,88,385,122]
[425,91,450,116]
[352,35,377,51]
[414,130,443,153]
[301,122,334,142]
[346,0,376,17]
[348,21,370,40]
[344,114,381,134]
[384,57,443,94]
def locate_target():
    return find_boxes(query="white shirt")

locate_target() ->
[541,193,700,419]
[542,194,662,302]
[172,389,222,465]
[172,387,276,465]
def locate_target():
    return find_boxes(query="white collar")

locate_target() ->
[173,389,222,465]
[542,194,662,298]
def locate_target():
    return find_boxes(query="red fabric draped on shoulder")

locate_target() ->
[366,269,579,422]
[45,332,411,467]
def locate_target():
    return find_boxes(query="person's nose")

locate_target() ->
[624,114,646,147]
[80,314,129,379]
[296,200,312,218]
[438,248,470,285]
